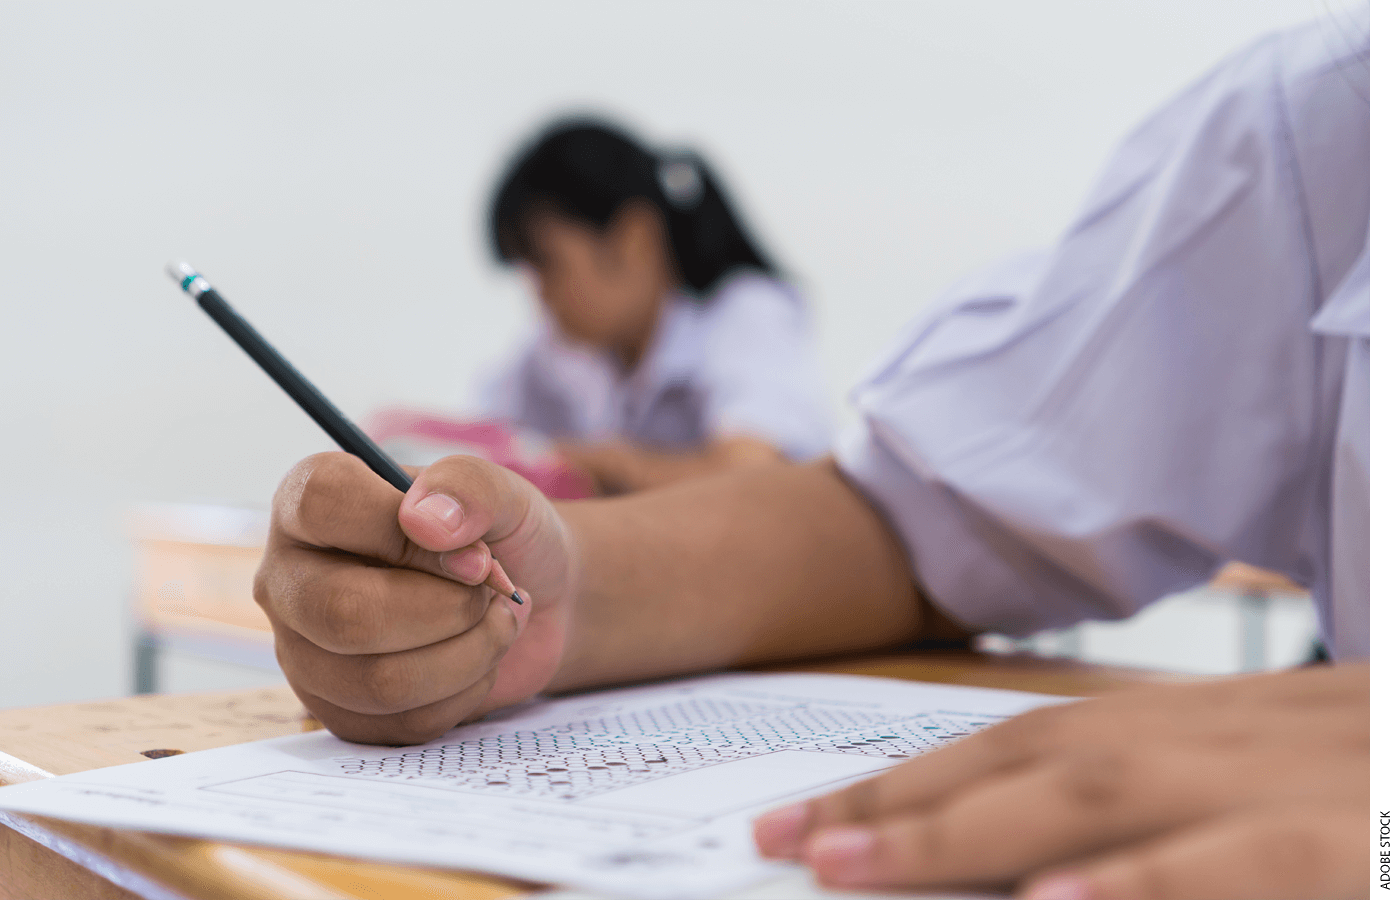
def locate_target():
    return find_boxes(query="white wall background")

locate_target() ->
[0,0,1340,708]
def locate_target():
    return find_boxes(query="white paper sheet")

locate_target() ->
[0,673,1072,899]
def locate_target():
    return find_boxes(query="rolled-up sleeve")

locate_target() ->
[836,21,1368,636]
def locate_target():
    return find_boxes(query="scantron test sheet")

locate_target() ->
[0,673,1072,899]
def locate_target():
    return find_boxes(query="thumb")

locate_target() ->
[1019,807,1365,900]
[398,455,535,553]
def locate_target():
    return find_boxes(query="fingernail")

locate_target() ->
[805,827,876,885]
[413,493,463,531]
[753,801,810,858]
[1022,874,1091,900]
[440,543,490,583]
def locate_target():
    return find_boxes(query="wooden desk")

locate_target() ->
[0,651,1194,900]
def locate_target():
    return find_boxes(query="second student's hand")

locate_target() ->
[255,451,576,745]
[752,662,1368,900]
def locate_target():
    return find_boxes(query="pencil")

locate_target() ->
[167,261,523,606]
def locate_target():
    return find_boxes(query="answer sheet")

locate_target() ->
[0,673,1071,899]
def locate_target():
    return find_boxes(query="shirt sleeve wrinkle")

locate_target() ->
[1066,58,1222,236]
[858,46,1282,474]
[860,250,1051,389]
[839,25,1351,634]
[1279,33,1369,300]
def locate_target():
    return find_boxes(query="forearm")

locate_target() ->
[548,458,968,692]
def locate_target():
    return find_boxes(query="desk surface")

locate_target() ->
[0,651,1196,900]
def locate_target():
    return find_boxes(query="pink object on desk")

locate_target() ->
[362,410,595,500]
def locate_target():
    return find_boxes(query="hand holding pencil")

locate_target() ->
[261,450,577,744]
[167,262,522,605]
[167,263,579,742]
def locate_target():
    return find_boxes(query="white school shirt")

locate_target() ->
[836,17,1370,660]
[480,273,833,461]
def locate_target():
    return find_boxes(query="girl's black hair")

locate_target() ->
[489,117,779,295]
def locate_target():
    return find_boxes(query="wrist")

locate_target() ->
[542,499,613,692]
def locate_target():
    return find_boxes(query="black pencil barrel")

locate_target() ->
[195,289,414,493]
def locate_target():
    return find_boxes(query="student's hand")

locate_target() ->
[754,662,1367,899]
[256,452,576,745]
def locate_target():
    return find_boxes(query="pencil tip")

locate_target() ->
[510,591,525,606]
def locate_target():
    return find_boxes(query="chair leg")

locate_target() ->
[133,631,160,695]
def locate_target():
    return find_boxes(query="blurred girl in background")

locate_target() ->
[478,118,831,494]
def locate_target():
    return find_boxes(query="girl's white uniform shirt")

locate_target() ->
[837,17,1369,659]
[481,273,833,461]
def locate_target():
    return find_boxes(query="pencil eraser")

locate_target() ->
[166,261,196,284]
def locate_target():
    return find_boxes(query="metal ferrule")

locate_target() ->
[167,261,212,298]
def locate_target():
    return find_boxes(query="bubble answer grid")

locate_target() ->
[334,691,997,802]
[0,674,1069,900]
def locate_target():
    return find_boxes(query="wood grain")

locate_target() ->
[0,687,311,778]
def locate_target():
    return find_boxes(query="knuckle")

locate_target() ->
[251,559,276,613]
[833,779,881,824]
[313,578,387,654]
[357,653,421,715]
[254,550,317,626]
[387,679,495,745]
[295,453,365,545]
[883,816,948,875]
[271,456,315,531]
